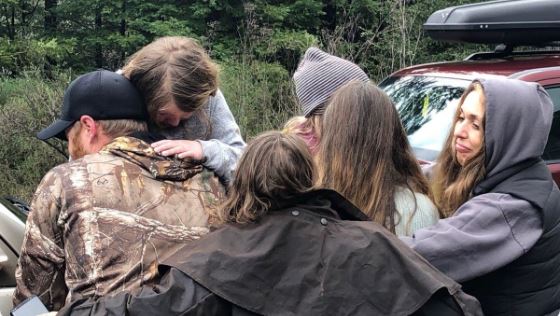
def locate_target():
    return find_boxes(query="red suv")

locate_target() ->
[379,0,560,184]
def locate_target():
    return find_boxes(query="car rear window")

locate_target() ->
[381,76,560,163]
[380,75,469,161]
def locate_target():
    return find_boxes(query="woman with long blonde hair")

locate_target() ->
[316,80,440,236]
[401,77,560,315]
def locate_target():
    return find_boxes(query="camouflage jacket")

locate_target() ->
[13,136,224,311]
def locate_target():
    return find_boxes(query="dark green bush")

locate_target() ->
[0,38,76,76]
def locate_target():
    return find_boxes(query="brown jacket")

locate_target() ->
[58,190,482,316]
[13,136,224,311]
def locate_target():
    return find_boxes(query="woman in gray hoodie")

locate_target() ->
[401,77,560,316]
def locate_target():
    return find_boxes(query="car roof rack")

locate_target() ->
[465,43,560,60]
[424,0,560,45]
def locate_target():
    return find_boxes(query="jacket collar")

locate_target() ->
[270,189,370,221]
[100,136,205,181]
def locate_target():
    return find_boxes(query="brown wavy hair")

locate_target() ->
[213,131,315,224]
[432,82,487,217]
[122,36,218,131]
[316,80,436,233]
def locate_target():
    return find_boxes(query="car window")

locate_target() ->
[543,86,560,162]
[380,75,469,160]
[0,197,27,223]
[382,77,560,163]
[0,200,26,288]
[0,238,17,287]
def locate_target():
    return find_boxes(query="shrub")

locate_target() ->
[0,70,70,201]
[220,59,299,139]
[0,38,76,77]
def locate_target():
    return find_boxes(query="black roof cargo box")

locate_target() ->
[424,0,560,45]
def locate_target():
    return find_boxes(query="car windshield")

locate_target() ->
[0,197,27,222]
[380,75,470,161]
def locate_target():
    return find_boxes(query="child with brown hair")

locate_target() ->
[121,36,245,183]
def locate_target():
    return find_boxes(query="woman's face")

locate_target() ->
[452,88,485,166]
[155,101,194,128]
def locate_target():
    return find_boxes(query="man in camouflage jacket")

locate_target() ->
[12,70,224,311]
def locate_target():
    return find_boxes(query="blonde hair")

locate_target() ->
[283,115,323,155]
[122,36,218,125]
[212,131,315,224]
[432,82,486,217]
[282,116,307,134]
[316,80,435,233]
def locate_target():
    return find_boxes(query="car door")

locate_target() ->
[0,199,26,316]
[0,244,17,316]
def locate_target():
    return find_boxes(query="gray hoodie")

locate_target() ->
[116,68,246,183]
[401,76,554,283]
[158,90,245,183]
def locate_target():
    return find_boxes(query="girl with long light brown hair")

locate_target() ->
[120,36,245,183]
[316,80,440,236]
[401,77,560,315]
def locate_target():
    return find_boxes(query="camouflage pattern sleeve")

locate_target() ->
[13,169,68,311]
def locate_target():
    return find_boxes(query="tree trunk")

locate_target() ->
[95,4,103,68]
[323,0,337,32]
[119,0,126,62]
[20,0,25,26]
[44,0,57,34]
[120,0,126,36]
[9,5,15,40]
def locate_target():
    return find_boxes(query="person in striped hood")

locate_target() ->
[284,47,369,155]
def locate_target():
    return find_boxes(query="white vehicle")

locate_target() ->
[0,197,27,316]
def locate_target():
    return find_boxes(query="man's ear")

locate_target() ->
[78,115,98,141]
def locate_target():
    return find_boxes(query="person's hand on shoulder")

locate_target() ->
[152,139,204,161]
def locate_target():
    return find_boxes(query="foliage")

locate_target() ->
[0,37,75,76]
[0,0,489,201]
[0,0,484,76]
[221,59,298,138]
[0,70,69,200]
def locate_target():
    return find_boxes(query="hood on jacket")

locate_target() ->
[100,136,205,181]
[477,76,553,178]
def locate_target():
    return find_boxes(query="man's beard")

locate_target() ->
[69,136,88,160]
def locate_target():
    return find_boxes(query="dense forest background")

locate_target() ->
[0,0,484,201]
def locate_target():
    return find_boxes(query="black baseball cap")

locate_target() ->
[37,70,148,141]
